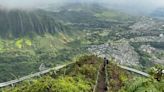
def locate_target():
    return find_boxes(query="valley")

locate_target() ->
[0,2,164,92]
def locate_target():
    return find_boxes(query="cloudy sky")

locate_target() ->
[0,0,164,11]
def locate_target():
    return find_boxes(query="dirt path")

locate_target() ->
[96,65,107,92]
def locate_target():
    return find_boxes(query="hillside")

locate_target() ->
[3,55,103,92]
[2,55,164,92]
[0,3,136,82]
[0,9,69,38]
[0,2,164,91]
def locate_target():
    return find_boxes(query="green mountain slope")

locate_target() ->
[3,55,102,92]
[0,3,137,82]
[0,9,68,38]
[3,55,162,92]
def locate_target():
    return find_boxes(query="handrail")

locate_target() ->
[0,62,75,88]
[118,65,150,77]
[93,64,102,92]
[105,65,109,92]
[0,62,150,88]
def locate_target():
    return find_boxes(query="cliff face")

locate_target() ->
[0,9,66,38]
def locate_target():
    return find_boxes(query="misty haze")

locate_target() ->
[0,0,164,92]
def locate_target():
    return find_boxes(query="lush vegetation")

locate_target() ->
[106,61,164,92]
[0,33,90,82]
[1,56,164,92]
[0,2,164,92]
[0,10,69,38]
[3,55,102,92]
[0,3,136,82]
[120,77,164,92]
[119,64,164,92]
[107,62,134,92]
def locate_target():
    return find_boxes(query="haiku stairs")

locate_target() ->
[0,61,150,91]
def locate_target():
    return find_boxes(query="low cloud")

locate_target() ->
[0,0,66,9]
[0,0,164,12]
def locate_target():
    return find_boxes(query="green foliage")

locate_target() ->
[0,40,4,51]
[15,39,23,48]
[0,9,68,38]
[0,4,136,83]
[3,55,102,92]
[1,3,163,92]
[95,10,132,21]
[25,39,32,46]
[68,55,102,84]
[78,64,97,79]
[0,33,89,82]
[4,76,91,92]
[107,62,133,92]
[120,77,164,92]
[51,76,91,92]
[15,39,32,48]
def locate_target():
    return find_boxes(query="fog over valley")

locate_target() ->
[0,0,164,92]
[0,0,164,15]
